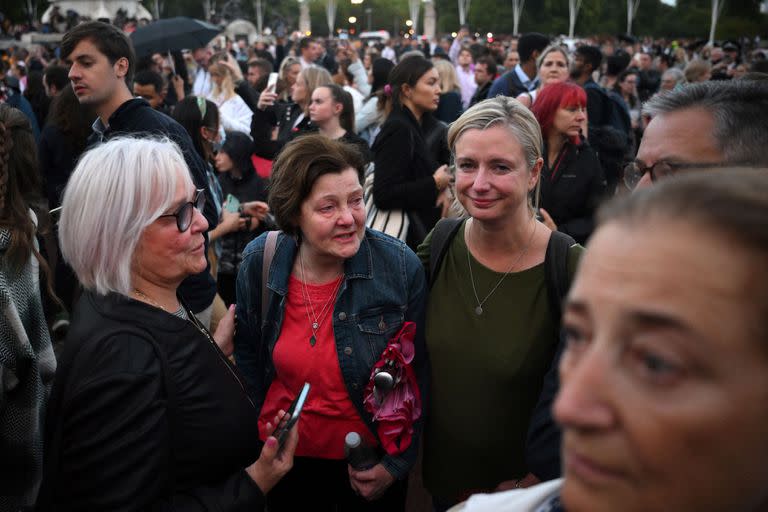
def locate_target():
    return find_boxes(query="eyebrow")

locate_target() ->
[566,299,692,334]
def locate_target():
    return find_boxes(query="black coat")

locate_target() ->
[217,171,269,276]
[371,105,442,248]
[469,81,492,107]
[37,291,264,511]
[540,138,606,245]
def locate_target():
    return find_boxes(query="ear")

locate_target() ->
[114,56,129,78]
[332,100,343,116]
[400,83,412,100]
[528,157,544,191]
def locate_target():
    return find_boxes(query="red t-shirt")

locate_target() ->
[259,275,378,459]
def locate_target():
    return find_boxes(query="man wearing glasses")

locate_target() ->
[525,79,768,485]
[625,79,768,190]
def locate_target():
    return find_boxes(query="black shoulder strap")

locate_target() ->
[544,230,577,324]
[428,218,463,288]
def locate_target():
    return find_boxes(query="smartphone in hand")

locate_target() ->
[272,382,310,448]
[267,72,279,92]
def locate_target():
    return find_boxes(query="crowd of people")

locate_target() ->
[1,12,768,512]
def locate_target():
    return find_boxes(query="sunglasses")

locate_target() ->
[158,189,206,232]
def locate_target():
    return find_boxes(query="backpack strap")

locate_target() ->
[261,231,279,328]
[428,218,463,288]
[544,230,577,324]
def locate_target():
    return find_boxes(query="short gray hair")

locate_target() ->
[59,137,194,296]
[643,80,768,167]
[661,67,685,85]
[536,44,569,70]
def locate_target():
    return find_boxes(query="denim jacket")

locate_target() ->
[233,228,430,480]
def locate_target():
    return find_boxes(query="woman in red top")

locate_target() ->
[234,134,429,511]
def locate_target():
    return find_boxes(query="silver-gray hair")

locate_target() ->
[58,137,194,296]
[536,44,569,70]
[642,80,768,167]
[661,67,685,86]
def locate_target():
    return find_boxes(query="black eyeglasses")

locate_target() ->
[158,189,206,232]
[623,161,732,189]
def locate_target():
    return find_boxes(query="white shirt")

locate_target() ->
[193,67,211,97]
[209,93,253,135]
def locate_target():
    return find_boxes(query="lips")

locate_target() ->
[563,448,626,484]
[73,84,87,95]
[468,197,497,208]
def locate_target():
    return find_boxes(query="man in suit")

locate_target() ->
[487,33,549,98]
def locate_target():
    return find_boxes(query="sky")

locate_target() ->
[660,0,677,5]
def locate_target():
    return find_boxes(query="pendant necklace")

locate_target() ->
[466,219,537,316]
[299,251,343,346]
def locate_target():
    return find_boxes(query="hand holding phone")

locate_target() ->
[267,72,279,92]
[272,382,310,448]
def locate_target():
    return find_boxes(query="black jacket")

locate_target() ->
[540,138,606,245]
[371,105,442,248]
[469,81,492,107]
[250,102,311,160]
[38,291,264,511]
[86,98,218,312]
[38,124,85,209]
[217,171,269,276]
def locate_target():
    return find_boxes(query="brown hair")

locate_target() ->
[0,105,58,302]
[268,134,366,236]
[597,168,768,336]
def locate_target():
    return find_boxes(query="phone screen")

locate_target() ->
[273,382,310,447]
[267,72,279,91]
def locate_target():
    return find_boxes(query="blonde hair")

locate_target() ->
[58,137,194,296]
[433,58,461,94]
[298,66,334,112]
[448,96,543,214]
[209,61,236,100]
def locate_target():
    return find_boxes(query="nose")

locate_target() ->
[68,64,79,80]
[471,166,492,192]
[553,344,615,431]
[191,205,209,234]
[575,108,586,121]
[337,204,355,226]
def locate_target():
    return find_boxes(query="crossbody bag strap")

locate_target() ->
[428,218,463,288]
[544,230,577,324]
[261,231,279,329]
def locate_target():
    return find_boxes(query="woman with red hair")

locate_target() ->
[532,82,607,244]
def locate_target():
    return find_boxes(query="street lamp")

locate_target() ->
[349,16,357,23]
[405,19,413,27]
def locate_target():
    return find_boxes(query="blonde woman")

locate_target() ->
[277,56,302,103]
[433,58,463,123]
[418,97,584,509]
[516,45,570,109]
[252,66,333,159]
[208,60,253,134]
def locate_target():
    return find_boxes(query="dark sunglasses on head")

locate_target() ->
[158,189,206,232]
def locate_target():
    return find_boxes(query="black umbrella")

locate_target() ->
[130,17,221,57]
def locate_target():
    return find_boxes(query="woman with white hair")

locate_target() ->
[37,137,297,511]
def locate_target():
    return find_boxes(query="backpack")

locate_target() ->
[427,219,576,322]
[583,82,632,194]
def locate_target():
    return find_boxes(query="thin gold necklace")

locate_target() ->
[466,219,537,316]
[299,251,343,346]
[133,289,174,312]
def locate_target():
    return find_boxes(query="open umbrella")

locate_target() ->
[130,17,221,57]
